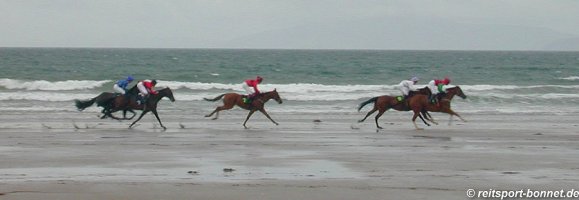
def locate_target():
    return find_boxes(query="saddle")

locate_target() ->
[242,95,252,104]
[429,93,445,104]
[395,95,412,110]
[395,96,404,102]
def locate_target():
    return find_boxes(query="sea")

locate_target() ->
[1,48,578,116]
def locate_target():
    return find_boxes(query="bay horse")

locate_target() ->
[76,87,176,130]
[204,89,283,128]
[75,91,136,120]
[357,87,433,129]
[408,86,467,130]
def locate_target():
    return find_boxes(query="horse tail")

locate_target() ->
[75,98,96,111]
[358,97,378,112]
[203,94,226,102]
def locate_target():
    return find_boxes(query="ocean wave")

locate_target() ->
[160,81,390,92]
[0,79,110,91]
[0,92,96,101]
[558,76,579,81]
[460,84,579,91]
[2,79,578,93]
[2,90,578,103]
[476,93,579,100]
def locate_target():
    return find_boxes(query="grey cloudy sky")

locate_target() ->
[1,0,578,50]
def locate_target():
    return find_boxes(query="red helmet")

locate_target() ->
[443,77,451,84]
[256,76,263,82]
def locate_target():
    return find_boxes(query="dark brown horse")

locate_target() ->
[357,87,432,129]
[76,87,176,130]
[75,93,136,120]
[408,86,467,130]
[204,89,283,128]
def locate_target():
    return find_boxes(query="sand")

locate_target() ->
[1,108,579,200]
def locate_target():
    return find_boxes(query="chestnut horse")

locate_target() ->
[409,86,467,130]
[204,89,282,128]
[357,87,432,129]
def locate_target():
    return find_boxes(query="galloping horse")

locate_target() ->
[76,87,176,130]
[204,89,283,128]
[408,86,467,130]
[75,88,137,120]
[357,87,432,129]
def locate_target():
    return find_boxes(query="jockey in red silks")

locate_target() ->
[136,79,158,104]
[242,76,263,103]
[428,77,451,104]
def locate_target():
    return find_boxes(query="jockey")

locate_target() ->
[428,77,451,104]
[398,76,419,100]
[242,76,263,103]
[136,79,158,104]
[113,75,134,95]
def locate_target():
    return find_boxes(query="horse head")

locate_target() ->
[158,87,176,102]
[266,89,282,104]
[446,86,467,100]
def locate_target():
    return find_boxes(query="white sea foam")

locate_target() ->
[1,79,579,114]
[460,84,579,91]
[0,92,95,101]
[558,76,579,81]
[3,79,577,94]
[159,81,392,92]
[0,79,110,91]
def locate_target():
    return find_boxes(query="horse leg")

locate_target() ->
[422,110,438,125]
[151,109,166,130]
[418,113,431,126]
[412,109,424,130]
[358,107,377,123]
[103,108,124,120]
[129,111,149,129]
[258,108,279,126]
[374,109,386,129]
[205,105,233,120]
[125,110,136,120]
[100,108,108,119]
[205,107,224,120]
[205,108,218,118]
[453,111,467,122]
[243,110,257,129]
[442,108,467,126]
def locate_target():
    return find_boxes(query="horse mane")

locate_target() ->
[127,85,139,95]
[446,86,460,92]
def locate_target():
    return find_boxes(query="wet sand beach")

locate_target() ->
[1,109,579,200]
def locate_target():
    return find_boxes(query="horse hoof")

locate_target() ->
[377,126,383,129]
[204,115,210,118]
[211,118,218,120]
[357,120,364,123]
[416,128,424,130]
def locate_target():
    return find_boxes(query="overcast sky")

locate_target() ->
[1,0,578,50]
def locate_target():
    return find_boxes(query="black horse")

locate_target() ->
[75,87,176,129]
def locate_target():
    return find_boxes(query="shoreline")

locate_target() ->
[1,111,579,199]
